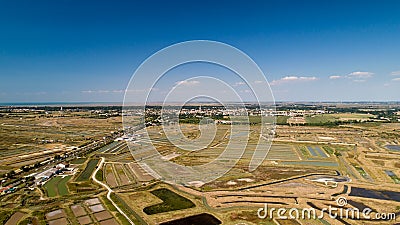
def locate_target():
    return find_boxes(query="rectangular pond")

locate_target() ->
[386,145,400,151]
[349,187,400,202]
[384,170,400,184]
[282,161,338,167]
[315,146,328,158]
[307,146,318,157]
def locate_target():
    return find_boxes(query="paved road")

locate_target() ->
[92,157,135,224]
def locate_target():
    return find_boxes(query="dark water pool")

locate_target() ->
[349,187,400,202]
[160,213,221,225]
[386,145,400,151]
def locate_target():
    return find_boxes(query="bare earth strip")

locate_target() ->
[48,218,68,225]
[99,218,119,225]
[115,164,130,185]
[45,209,66,221]
[123,163,137,183]
[105,164,118,188]
[5,212,26,225]
[71,204,87,217]
[94,210,113,221]
[128,162,154,182]
[91,157,134,224]
[77,215,92,225]
[111,164,122,186]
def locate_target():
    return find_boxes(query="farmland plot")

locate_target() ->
[76,159,99,182]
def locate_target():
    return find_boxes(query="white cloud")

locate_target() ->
[283,76,317,81]
[391,71,400,76]
[270,76,318,86]
[353,79,366,83]
[175,80,200,86]
[329,75,342,79]
[254,80,264,84]
[392,78,400,81]
[81,90,95,93]
[348,71,374,78]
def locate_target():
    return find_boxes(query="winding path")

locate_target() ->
[92,157,135,224]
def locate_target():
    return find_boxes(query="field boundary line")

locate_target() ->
[92,157,135,225]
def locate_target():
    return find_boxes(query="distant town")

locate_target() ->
[1,102,400,224]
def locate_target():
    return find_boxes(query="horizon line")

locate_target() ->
[1,100,400,107]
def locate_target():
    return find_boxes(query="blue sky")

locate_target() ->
[0,0,400,102]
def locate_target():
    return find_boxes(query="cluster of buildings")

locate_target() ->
[272,110,326,117]
[124,107,329,127]
[142,107,327,117]
[0,185,16,195]
[0,164,71,195]
[29,163,70,186]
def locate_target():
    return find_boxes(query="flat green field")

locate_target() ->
[143,188,195,215]
[95,168,104,181]
[76,159,99,182]
[70,158,86,164]
[306,113,373,124]
[277,116,289,124]
[43,175,71,197]
[266,144,300,160]
[0,211,14,225]
[57,176,71,195]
